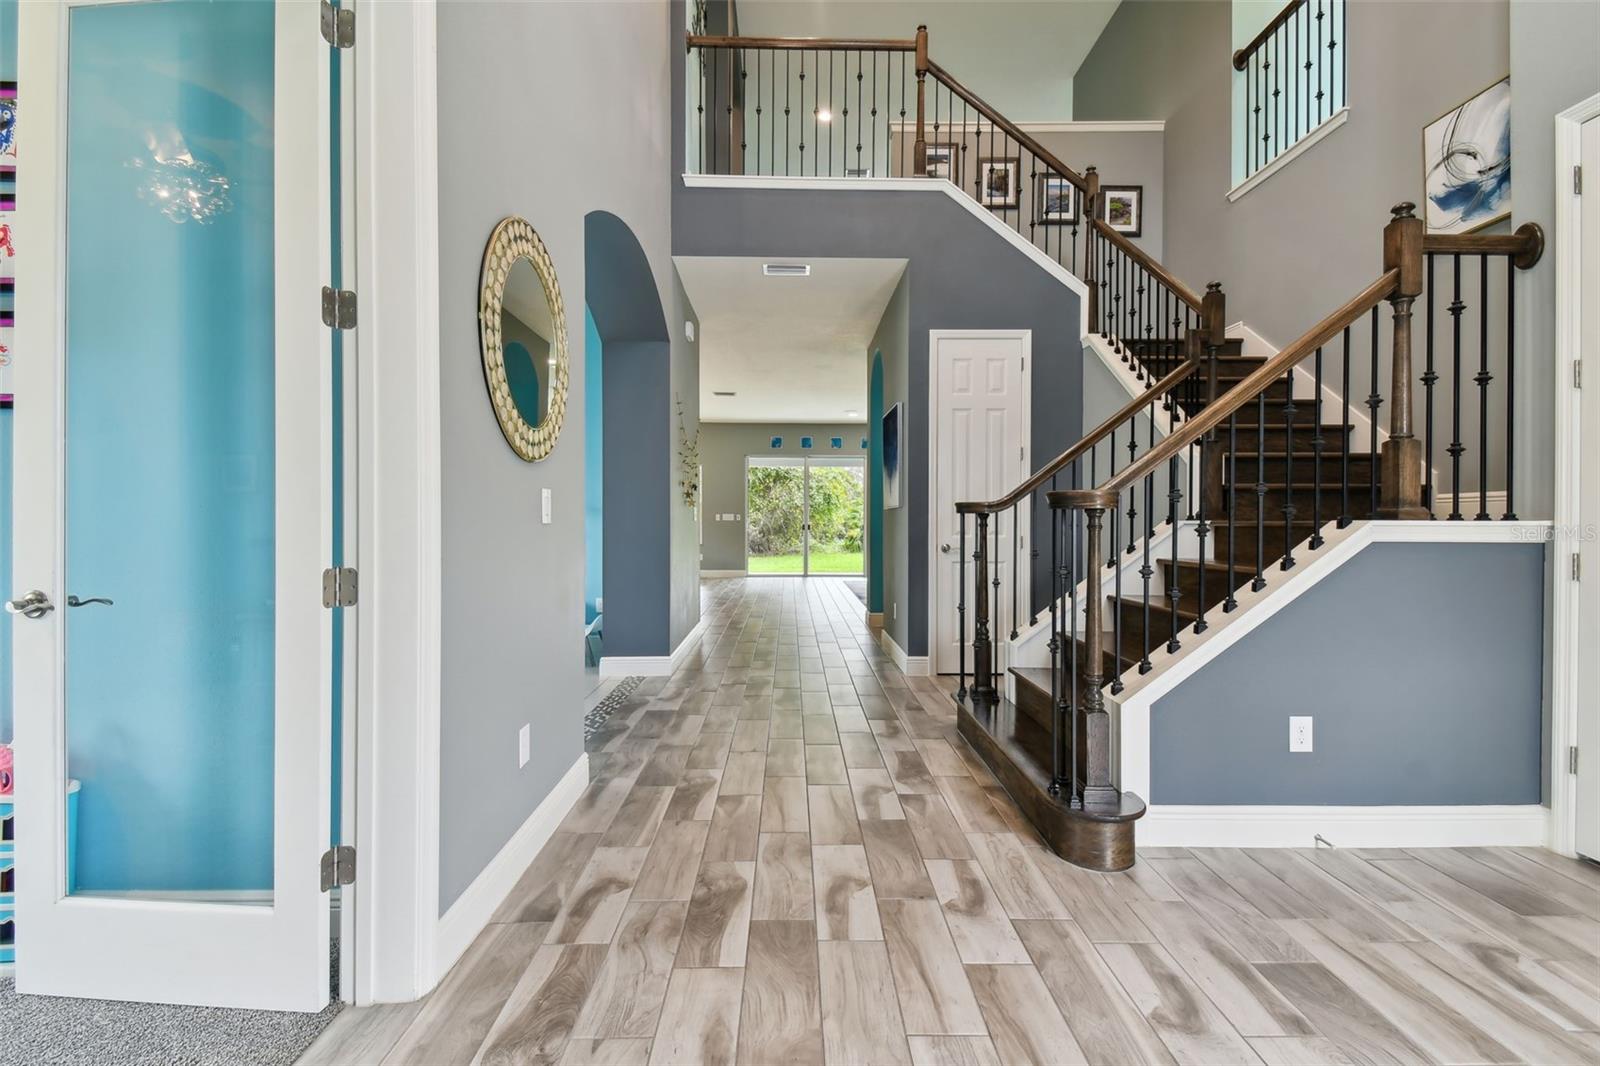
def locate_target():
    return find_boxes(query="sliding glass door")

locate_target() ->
[746,456,865,576]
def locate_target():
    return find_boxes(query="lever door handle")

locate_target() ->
[67,595,115,608]
[6,590,55,619]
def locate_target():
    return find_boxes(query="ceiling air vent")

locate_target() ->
[712,391,737,397]
[763,263,811,277]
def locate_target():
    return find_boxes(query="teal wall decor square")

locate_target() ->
[800,436,813,449]
[769,436,782,448]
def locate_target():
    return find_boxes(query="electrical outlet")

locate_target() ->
[1289,716,1313,753]
[541,488,552,524]
[518,724,531,768]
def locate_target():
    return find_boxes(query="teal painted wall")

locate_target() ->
[63,1,276,891]
[584,307,603,622]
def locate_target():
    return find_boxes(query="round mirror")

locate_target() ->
[479,217,569,461]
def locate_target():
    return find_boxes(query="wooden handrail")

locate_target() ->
[687,33,917,52]
[1423,221,1545,270]
[1050,269,1401,510]
[1232,0,1306,70]
[1090,218,1205,310]
[925,60,1089,193]
[956,360,1200,515]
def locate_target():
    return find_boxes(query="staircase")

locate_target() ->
[684,15,1545,873]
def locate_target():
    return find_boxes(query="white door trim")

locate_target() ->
[927,329,1032,676]
[352,0,444,1004]
[1551,91,1600,859]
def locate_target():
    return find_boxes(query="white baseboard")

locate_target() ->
[878,629,930,676]
[1140,803,1548,850]
[701,570,745,578]
[599,617,707,677]
[432,753,589,985]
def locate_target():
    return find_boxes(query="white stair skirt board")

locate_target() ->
[1006,520,1199,683]
[432,753,590,985]
[681,175,1091,343]
[1141,803,1548,849]
[1227,107,1351,203]
[1110,520,1553,810]
[879,628,930,677]
[599,617,707,678]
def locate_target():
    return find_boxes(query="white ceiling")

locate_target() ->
[676,256,907,424]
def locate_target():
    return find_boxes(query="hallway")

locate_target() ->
[303,577,1600,1066]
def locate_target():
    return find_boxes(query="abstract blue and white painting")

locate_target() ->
[1423,78,1510,235]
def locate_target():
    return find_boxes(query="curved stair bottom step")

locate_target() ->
[955,692,1145,872]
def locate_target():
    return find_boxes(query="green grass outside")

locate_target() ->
[748,550,864,574]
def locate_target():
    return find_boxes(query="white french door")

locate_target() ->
[746,456,867,576]
[12,0,334,1009]
[932,331,1030,676]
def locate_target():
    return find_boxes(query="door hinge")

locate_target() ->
[320,845,356,891]
[322,566,358,608]
[1577,164,1584,196]
[320,1,355,48]
[321,286,357,330]
[1574,553,1583,581]
[1577,360,1584,389]
[1571,746,1580,775]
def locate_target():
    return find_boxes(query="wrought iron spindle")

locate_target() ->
[1253,392,1268,590]
[1504,260,1517,519]
[1368,305,1380,519]
[1166,455,1182,653]
[1476,253,1492,520]
[1448,252,1464,519]
[1282,365,1297,569]
[957,514,967,700]
[1311,345,1325,549]
[1224,411,1239,611]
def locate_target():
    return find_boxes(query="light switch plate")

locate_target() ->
[518,724,531,768]
[1289,716,1313,753]
[541,488,552,524]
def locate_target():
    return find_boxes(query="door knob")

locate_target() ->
[67,595,115,608]
[940,543,952,553]
[6,590,55,619]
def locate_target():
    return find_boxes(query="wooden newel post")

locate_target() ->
[1380,202,1428,519]
[971,511,994,702]
[1084,165,1100,327]
[912,25,929,176]
[1079,505,1117,810]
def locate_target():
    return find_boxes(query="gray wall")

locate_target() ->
[1151,542,1545,805]
[1509,0,1600,518]
[699,423,871,572]
[436,0,692,913]
[1075,1,1538,510]
[870,273,911,645]
[674,183,1085,657]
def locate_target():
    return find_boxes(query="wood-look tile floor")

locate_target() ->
[302,577,1600,1066]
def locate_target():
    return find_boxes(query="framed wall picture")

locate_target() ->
[923,142,962,184]
[1100,185,1142,237]
[1036,173,1077,225]
[1423,76,1511,235]
[978,157,1020,209]
[882,402,902,510]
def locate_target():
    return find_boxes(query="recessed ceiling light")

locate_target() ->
[763,263,810,277]
[817,109,833,123]
[712,390,737,397]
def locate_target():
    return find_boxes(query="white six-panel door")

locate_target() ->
[1576,115,1600,861]
[12,0,333,1010]
[932,331,1030,676]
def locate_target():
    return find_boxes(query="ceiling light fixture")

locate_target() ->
[844,410,859,417]
[712,390,737,397]
[762,263,811,277]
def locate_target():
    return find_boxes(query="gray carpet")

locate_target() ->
[0,975,342,1066]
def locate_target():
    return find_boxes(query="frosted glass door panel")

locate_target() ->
[64,0,276,897]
